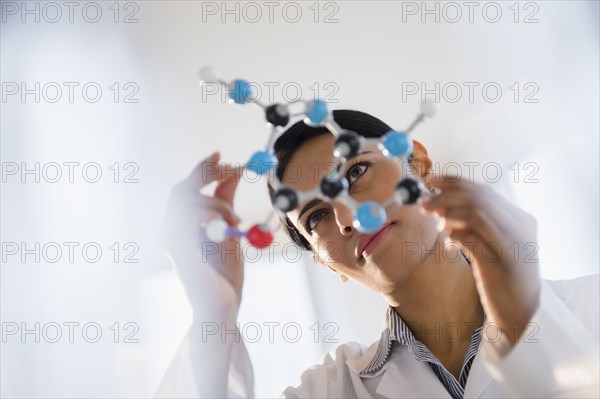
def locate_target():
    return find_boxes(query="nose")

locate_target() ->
[332,200,354,236]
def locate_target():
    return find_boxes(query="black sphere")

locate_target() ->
[272,188,298,212]
[320,176,348,199]
[334,132,361,159]
[265,104,290,127]
[396,178,422,204]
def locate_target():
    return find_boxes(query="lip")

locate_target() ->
[356,223,394,259]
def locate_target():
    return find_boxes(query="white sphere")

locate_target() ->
[334,142,351,158]
[275,104,289,117]
[397,186,410,203]
[420,99,439,118]
[205,219,228,242]
[274,196,290,210]
[198,65,220,84]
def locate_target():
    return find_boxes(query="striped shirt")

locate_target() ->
[359,307,485,399]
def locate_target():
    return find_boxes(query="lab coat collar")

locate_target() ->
[462,343,494,397]
[356,306,486,376]
[355,307,410,376]
[346,337,384,377]
[347,306,494,398]
[346,279,578,398]
[347,337,495,398]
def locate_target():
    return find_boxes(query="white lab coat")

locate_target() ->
[156,275,599,398]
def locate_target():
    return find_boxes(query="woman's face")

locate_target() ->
[283,134,440,295]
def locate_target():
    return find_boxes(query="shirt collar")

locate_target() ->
[359,306,486,376]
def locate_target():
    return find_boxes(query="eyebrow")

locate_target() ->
[297,198,324,226]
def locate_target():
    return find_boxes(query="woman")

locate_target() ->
[157,110,599,398]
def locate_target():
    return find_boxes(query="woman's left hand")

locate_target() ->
[421,175,542,348]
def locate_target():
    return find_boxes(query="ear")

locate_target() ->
[410,139,434,190]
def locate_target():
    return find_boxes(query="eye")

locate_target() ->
[304,209,329,233]
[346,161,370,185]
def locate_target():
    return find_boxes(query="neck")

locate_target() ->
[382,233,484,353]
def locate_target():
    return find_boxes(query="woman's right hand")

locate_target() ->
[158,151,245,316]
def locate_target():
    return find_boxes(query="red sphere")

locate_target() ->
[247,224,274,249]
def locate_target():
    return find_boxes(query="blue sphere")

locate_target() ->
[353,201,386,233]
[247,151,277,175]
[305,99,329,125]
[228,79,253,104]
[382,131,412,158]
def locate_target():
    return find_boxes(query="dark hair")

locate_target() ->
[267,109,395,251]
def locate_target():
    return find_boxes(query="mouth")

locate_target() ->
[356,223,394,259]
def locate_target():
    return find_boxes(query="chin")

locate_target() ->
[369,231,427,275]
[366,248,412,282]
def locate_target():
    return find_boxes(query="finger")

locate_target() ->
[444,206,509,251]
[214,167,242,205]
[430,180,534,241]
[447,230,488,295]
[448,229,485,265]
[448,228,512,302]
[184,152,241,192]
[429,174,472,192]
[194,196,241,226]
[422,189,476,212]
[186,151,220,190]
[422,181,519,244]
[419,189,475,222]
[441,207,470,230]
[168,188,241,229]
[448,229,510,281]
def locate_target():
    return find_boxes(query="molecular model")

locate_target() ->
[198,66,438,249]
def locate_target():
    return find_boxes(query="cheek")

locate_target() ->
[373,157,403,173]
[394,207,438,242]
[313,238,347,265]
[383,160,404,179]
[360,160,404,195]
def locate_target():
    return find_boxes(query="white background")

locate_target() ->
[1,1,599,397]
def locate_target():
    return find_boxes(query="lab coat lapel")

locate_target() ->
[349,344,453,398]
[462,278,576,398]
[376,348,453,398]
[462,348,493,398]
[380,350,453,397]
